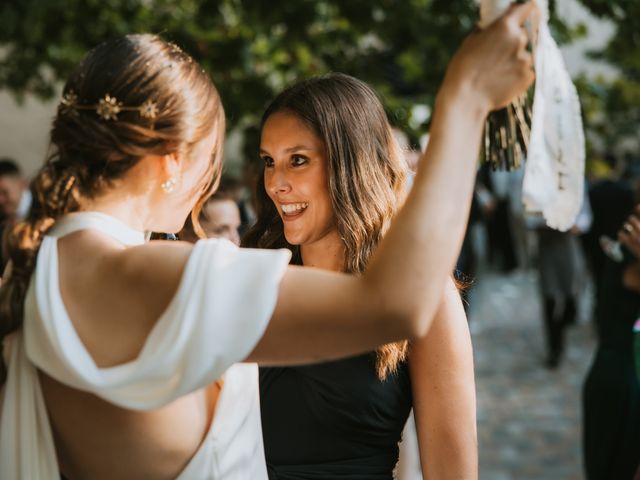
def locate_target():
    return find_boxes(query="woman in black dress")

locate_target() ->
[244,73,477,479]
[582,206,640,479]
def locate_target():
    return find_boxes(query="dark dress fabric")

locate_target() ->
[260,353,412,480]
[583,259,640,480]
[582,178,635,299]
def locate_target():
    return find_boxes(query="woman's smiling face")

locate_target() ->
[260,111,337,247]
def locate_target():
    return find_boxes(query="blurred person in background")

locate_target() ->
[582,202,640,480]
[0,158,31,270]
[477,163,521,273]
[528,192,592,369]
[0,158,30,222]
[179,182,242,245]
[611,204,640,480]
[583,152,636,306]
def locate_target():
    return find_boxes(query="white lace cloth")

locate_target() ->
[480,0,586,231]
[0,211,290,479]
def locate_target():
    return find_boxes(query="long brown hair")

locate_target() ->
[243,73,409,379]
[0,34,225,384]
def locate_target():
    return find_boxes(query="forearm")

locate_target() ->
[365,90,486,336]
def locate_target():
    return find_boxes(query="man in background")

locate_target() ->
[179,188,242,245]
[0,158,30,223]
[0,158,30,271]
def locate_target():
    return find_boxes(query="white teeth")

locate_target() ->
[281,202,308,214]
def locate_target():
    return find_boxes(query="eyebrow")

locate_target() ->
[259,145,317,155]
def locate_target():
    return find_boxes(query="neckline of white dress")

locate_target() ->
[48,211,147,246]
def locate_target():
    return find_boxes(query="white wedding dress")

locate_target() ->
[0,211,290,479]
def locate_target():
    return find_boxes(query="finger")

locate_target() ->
[629,215,640,233]
[517,47,534,67]
[516,50,536,85]
[619,231,640,258]
[619,230,628,244]
[619,230,634,248]
[518,29,529,51]
[506,1,539,27]
[623,221,635,235]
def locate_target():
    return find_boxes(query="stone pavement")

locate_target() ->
[469,268,596,480]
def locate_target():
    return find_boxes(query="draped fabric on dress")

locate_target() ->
[0,212,290,479]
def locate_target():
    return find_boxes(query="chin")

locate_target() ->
[283,231,304,246]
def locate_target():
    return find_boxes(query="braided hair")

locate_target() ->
[0,34,225,384]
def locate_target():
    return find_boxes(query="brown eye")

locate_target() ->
[261,155,274,168]
[291,155,307,166]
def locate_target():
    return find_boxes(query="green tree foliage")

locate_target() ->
[1,1,634,161]
[0,0,479,147]
[572,0,640,152]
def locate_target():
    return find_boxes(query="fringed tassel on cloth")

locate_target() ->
[479,0,585,231]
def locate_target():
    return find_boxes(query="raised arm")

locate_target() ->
[248,1,536,365]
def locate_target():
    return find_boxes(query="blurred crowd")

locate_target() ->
[454,151,640,480]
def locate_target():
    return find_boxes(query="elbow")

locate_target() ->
[400,278,455,340]
[376,304,433,342]
[403,307,437,340]
[392,290,443,340]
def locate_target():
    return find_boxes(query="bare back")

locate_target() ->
[41,230,218,479]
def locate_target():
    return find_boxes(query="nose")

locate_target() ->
[265,166,292,196]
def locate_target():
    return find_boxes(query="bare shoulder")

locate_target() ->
[57,231,194,366]
[113,238,193,292]
[59,231,193,296]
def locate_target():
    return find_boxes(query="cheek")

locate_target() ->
[264,174,278,206]
[320,200,336,227]
[316,181,334,223]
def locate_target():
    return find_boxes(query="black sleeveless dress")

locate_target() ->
[583,259,640,479]
[260,352,412,479]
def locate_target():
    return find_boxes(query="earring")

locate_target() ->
[161,177,177,193]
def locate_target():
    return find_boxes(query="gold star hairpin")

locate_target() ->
[60,91,79,115]
[59,90,159,123]
[96,94,122,121]
[139,99,159,120]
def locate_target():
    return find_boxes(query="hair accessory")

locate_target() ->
[96,95,122,121]
[139,99,159,120]
[161,177,177,193]
[168,42,193,63]
[169,42,183,54]
[60,91,79,116]
[59,90,159,122]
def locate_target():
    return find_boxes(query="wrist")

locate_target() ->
[435,76,490,123]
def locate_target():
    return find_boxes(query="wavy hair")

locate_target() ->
[243,73,409,379]
[0,34,225,384]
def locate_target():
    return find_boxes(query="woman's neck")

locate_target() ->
[80,190,150,232]
[300,231,345,272]
[76,156,161,232]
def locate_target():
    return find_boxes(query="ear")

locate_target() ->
[159,151,183,179]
